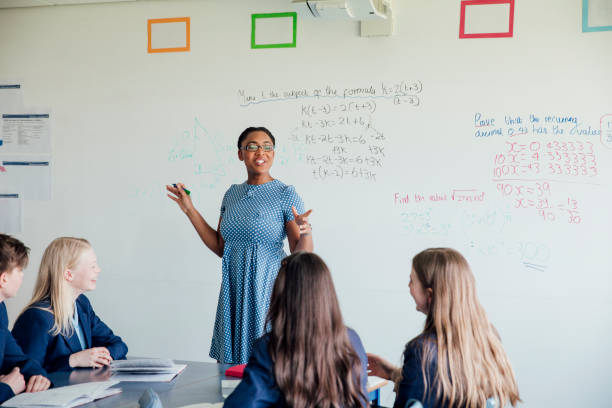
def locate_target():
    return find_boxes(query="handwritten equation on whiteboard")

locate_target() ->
[474,112,606,224]
[387,111,609,270]
[391,198,551,271]
[238,81,423,182]
[238,82,422,106]
[164,118,234,193]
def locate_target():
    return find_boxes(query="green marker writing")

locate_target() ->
[173,183,191,195]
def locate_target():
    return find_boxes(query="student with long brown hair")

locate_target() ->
[368,248,520,408]
[224,252,368,408]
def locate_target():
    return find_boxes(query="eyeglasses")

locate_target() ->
[240,144,275,152]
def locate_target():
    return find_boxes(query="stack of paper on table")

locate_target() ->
[1,380,120,407]
[110,358,187,382]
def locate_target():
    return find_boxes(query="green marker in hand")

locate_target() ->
[173,183,191,195]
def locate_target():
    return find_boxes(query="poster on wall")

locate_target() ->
[0,193,21,233]
[0,113,51,153]
[0,156,51,200]
[0,84,23,114]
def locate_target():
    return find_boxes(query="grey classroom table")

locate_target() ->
[47,360,227,408]
[46,361,387,407]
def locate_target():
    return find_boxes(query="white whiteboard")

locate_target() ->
[1,0,611,407]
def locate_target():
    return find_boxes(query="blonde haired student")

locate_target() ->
[367,248,520,408]
[12,237,127,372]
[224,252,368,408]
[0,234,50,402]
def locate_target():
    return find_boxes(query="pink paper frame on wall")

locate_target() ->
[459,0,515,39]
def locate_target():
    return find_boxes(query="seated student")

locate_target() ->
[0,234,50,403]
[224,252,368,408]
[367,248,521,408]
[12,237,127,373]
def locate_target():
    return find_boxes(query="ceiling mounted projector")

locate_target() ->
[293,0,391,20]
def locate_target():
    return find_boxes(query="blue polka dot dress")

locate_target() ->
[209,179,305,364]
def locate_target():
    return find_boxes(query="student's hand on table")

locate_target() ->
[69,347,113,368]
[0,367,25,395]
[292,206,313,236]
[25,375,50,393]
[166,183,195,214]
[367,353,398,380]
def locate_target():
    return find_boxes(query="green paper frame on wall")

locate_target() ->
[251,12,297,49]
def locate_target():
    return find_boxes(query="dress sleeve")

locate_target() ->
[220,186,232,217]
[282,185,305,223]
[224,337,280,408]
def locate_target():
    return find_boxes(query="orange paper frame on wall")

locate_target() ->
[147,17,190,53]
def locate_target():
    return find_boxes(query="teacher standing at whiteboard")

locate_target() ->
[166,127,313,364]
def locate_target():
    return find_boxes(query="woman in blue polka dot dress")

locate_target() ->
[167,127,313,364]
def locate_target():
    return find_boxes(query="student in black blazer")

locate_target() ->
[12,237,127,373]
[0,234,50,403]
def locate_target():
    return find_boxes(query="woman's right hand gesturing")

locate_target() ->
[166,183,195,214]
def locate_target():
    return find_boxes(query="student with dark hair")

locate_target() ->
[0,234,50,403]
[167,127,313,364]
[225,252,368,408]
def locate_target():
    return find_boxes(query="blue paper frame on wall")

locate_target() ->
[582,0,612,32]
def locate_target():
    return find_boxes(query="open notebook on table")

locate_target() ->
[1,380,120,408]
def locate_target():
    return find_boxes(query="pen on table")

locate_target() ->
[173,184,191,195]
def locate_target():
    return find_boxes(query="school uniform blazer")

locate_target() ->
[0,303,47,403]
[393,333,440,408]
[224,328,369,408]
[11,295,128,373]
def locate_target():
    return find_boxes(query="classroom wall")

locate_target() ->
[1,0,611,406]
